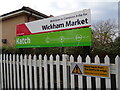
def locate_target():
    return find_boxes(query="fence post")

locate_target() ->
[116,55,120,90]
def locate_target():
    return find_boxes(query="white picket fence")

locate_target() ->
[0,54,120,89]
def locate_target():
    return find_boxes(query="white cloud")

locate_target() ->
[0,0,118,23]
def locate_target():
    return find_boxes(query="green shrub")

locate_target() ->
[2,46,20,54]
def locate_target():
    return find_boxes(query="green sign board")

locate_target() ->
[16,27,92,48]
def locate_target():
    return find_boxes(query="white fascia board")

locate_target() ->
[23,10,44,19]
[1,10,45,19]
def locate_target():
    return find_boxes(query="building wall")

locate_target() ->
[1,14,39,47]
[0,19,2,48]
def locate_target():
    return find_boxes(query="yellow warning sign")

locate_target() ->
[72,64,82,74]
[83,64,109,77]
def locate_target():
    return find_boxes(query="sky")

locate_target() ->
[0,0,119,23]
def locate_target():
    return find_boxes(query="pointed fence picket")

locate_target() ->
[70,55,75,88]
[77,55,83,89]
[24,54,28,88]
[62,54,68,89]
[50,55,54,88]
[86,55,92,89]
[6,54,10,88]
[44,55,48,88]
[0,54,119,89]
[0,54,3,88]
[20,54,24,88]
[39,55,42,88]
[16,54,20,88]
[9,54,13,89]
[3,54,6,88]
[28,55,33,88]
[95,55,100,89]
[33,55,38,88]
[13,54,16,88]
[115,55,120,90]
[105,55,111,89]
[56,55,61,89]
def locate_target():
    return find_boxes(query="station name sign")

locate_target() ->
[16,9,92,48]
[42,18,88,30]
[16,9,91,36]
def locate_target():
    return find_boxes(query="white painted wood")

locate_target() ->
[105,55,111,89]
[50,55,54,88]
[1,54,120,90]
[95,55,101,89]
[33,55,38,88]
[3,54,6,88]
[70,55,75,88]
[77,55,83,89]
[28,55,33,88]
[0,54,3,88]
[62,54,68,88]
[16,54,20,88]
[56,55,61,89]
[115,55,120,90]
[24,54,28,88]
[44,55,48,88]
[20,54,24,88]
[6,54,10,88]
[39,55,43,89]
[86,55,92,89]
[9,54,13,89]
[13,54,16,88]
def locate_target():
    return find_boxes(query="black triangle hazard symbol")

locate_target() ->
[72,64,82,74]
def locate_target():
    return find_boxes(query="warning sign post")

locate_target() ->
[71,63,110,78]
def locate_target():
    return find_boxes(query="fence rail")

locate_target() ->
[0,54,120,89]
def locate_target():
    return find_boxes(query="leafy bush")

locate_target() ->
[2,46,20,54]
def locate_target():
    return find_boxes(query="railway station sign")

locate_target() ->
[16,9,92,48]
